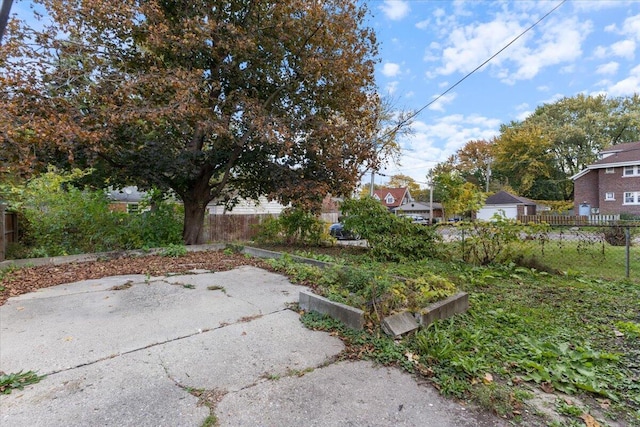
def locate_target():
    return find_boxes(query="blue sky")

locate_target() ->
[367,0,640,188]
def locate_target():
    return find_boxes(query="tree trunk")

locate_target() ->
[182,198,208,245]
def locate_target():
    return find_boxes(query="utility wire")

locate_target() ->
[378,0,567,143]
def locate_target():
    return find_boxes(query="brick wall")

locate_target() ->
[598,167,640,215]
[573,170,599,212]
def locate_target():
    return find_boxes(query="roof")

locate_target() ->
[591,141,640,166]
[393,201,443,212]
[571,141,640,180]
[372,187,410,208]
[484,190,536,206]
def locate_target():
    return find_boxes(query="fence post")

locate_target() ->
[625,226,631,279]
[0,203,5,261]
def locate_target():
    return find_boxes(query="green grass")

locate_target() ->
[515,239,640,282]
[290,242,640,426]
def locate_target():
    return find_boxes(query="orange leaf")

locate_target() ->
[580,413,600,427]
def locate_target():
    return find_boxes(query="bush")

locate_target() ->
[5,168,183,258]
[340,197,441,262]
[254,207,332,246]
[455,215,549,265]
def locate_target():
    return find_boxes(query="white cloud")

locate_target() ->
[606,64,640,96]
[385,81,399,95]
[506,17,592,82]
[435,18,524,76]
[572,0,625,13]
[416,19,430,30]
[428,93,456,112]
[381,62,401,77]
[516,110,533,121]
[427,9,592,84]
[593,45,608,58]
[610,39,636,59]
[622,14,640,39]
[379,1,410,21]
[596,61,619,75]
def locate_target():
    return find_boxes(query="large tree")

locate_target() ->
[493,94,640,200]
[1,0,380,243]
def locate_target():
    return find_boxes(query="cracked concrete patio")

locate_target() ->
[1,265,506,426]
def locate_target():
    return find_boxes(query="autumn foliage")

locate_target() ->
[1,0,381,243]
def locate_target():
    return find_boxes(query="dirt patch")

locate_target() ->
[0,250,271,306]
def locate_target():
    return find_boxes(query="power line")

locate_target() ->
[378,0,567,142]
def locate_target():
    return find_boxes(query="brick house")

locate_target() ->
[571,141,640,216]
[372,187,412,211]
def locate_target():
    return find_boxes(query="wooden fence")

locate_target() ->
[200,212,340,243]
[518,214,621,226]
[0,204,19,261]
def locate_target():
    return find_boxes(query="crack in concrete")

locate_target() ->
[39,307,291,377]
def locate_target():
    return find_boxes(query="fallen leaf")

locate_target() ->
[580,413,600,427]
[483,373,494,384]
[540,382,554,393]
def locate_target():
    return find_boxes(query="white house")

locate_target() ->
[476,191,537,221]
[207,196,288,215]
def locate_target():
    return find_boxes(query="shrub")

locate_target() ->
[455,215,549,265]
[5,168,183,258]
[340,197,441,262]
[254,207,332,246]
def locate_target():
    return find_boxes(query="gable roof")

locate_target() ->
[373,187,410,208]
[592,141,640,166]
[394,201,443,213]
[571,141,640,180]
[484,190,536,206]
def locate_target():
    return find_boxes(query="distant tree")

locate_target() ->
[492,122,559,199]
[493,94,640,200]
[387,174,421,194]
[431,169,484,219]
[1,0,381,244]
[455,139,494,191]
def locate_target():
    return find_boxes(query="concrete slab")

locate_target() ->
[0,267,304,374]
[381,311,420,337]
[419,292,470,327]
[0,266,508,427]
[0,354,209,427]
[299,290,365,330]
[146,310,344,392]
[215,360,506,427]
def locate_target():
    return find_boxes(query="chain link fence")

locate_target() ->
[440,223,640,280]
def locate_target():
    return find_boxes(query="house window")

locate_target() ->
[385,194,395,204]
[605,192,615,201]
[624,192,640,205]
[605,167,614,174]
[623,165,640,176]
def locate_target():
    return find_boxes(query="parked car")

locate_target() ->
[329,223,360,240]
[399,214,430,225]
